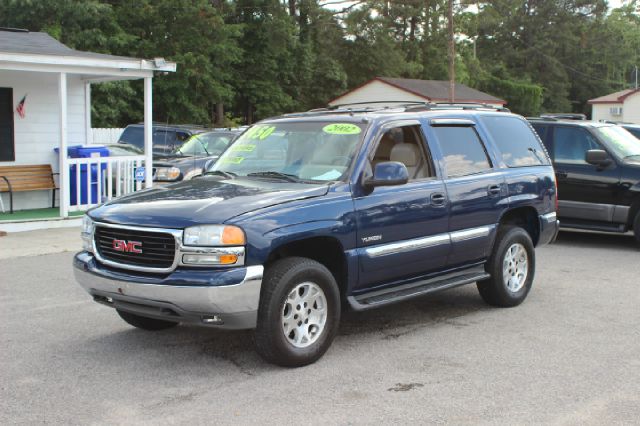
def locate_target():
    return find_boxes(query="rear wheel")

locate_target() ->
[254,257,341,367]
[477,226,535,307]
[116,309,179,331]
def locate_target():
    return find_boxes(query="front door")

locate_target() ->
[354,122,450,291]
[550,125,621,222]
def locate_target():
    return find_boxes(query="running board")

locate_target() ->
[559,220,626,233]
[348,268,490,311]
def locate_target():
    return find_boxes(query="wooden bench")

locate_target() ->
[0,165,58,214]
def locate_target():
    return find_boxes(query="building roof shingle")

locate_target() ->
[588,88,640,104]
[377,77,504,104]
[0,28,139,61]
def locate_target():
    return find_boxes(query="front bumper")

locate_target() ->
[73,252,263,330]
[539,212,560,245]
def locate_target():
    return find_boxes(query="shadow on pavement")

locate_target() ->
[83,286,491,371]
[554,230,638,251]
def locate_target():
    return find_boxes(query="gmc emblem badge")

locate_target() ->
[112,239,143,254]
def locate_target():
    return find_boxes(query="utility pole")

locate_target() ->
[635,65,638,89]
[448,0,455,102]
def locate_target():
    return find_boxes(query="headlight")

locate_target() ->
[81,215,94,252]
[183,225,245,246]
[154,166,181,181]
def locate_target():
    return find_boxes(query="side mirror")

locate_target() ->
[364,161,409,188]
[585,149,612,167]
[202,158,215,174]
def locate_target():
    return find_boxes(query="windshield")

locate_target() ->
[175,133,234,156]
[208,121,365,182]
[595,126,640,159]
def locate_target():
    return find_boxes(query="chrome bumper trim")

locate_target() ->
[74,263,264,319]
[541,212,557,223]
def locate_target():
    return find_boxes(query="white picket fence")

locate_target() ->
[91,128,125,145]
[66,155,147,212]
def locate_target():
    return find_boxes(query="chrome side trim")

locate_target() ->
[450,226,492,243]
[541,212,557,223]
[365,233,450,258]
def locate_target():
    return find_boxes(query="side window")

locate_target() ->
[531,123,548,144]
[553,127,600,164]
[433,126,492,178]
[370,125,435,180]
[481,116,550,167]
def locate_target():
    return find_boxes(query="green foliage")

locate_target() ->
[2,0,639,124]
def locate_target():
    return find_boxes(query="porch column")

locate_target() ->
[84,82,92,145]
[143,76,153,188]
[58,72,69,218]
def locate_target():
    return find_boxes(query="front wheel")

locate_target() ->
[254,257,341,367]
[477,226,535,307]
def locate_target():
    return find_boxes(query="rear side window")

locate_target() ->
[481,116,550,167]
[433,126,492,178]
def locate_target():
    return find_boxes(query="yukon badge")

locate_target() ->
[362,235,382,243]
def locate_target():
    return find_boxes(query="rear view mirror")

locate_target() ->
[364,161,409,188]
[585,149,612,167]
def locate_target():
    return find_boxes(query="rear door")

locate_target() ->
[354,121,450,291]
[428,119,506,268]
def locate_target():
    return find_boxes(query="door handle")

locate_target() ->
[487,184,501,197]
[556,171,568,179]
[430,192,446,206]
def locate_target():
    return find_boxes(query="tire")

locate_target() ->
[633,211,640,245]
[254,257,341,367]
[477,225,535,307]
[116,309,179,331]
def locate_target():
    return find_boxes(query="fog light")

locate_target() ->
[201,315,223,324]
[182,253,238,265]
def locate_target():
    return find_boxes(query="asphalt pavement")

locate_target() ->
[1,230,639,424]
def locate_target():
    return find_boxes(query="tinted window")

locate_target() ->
[482,117,550,167]
[118,126,144,148]
[433,126,492,177]
[531,123,549,145]
[553,127,600,164]
[153,130,176,150]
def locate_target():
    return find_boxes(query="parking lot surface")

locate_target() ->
[1,231,639,424]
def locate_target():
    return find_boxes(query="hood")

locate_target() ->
[89,177,330,228]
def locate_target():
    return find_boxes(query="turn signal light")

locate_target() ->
[222,226,245,245]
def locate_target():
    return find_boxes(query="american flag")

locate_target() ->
[16,95,26,119]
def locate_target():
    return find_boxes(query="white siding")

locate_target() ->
[91,128,125,145]
[329,80,427,107]
[622,92,640,124]
[592,103,621,122]
[0,70,86,210]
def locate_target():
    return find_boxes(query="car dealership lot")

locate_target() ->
[1,231,639,424]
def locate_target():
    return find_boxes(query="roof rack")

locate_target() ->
[527,116,558,122]
[539,113,586,121]
[405,102,510,113]
[303,101,509,115]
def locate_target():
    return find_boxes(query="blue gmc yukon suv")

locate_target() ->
[74,104,559,367]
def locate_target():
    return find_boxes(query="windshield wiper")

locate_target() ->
[202,170,237,179]
[246,171,300,182]
[623,154,640,160]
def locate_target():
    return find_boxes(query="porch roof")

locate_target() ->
[0,27,176,81]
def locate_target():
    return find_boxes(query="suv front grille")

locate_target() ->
[94,226,176,270]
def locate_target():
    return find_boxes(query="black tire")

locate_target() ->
[254,257,341,367]
[477,225,535,307]
[116,309,179,331]
[633,211,640,245]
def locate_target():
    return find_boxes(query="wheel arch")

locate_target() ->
[498,206,541,246]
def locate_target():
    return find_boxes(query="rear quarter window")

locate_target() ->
[481,116,550,167]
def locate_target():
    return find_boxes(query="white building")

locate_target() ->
[588,88,640,123]
[329,77,506,109]
[0,28,175,218]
